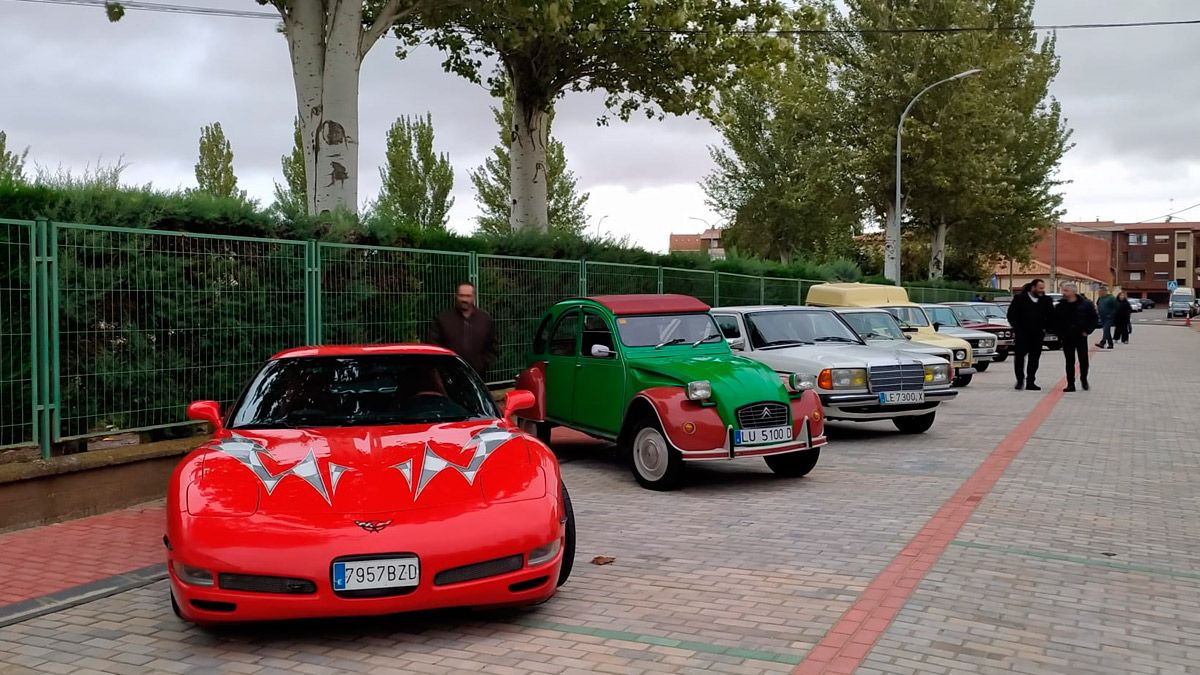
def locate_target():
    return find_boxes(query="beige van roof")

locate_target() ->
[806,283,914,307]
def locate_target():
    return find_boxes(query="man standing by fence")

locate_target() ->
[1007,279,1054,391]
[427,282,498,382]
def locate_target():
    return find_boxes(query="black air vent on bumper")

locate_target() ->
[434,554,525,586]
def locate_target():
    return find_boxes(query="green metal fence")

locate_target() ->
[319,243,470,345]
[0,219,35,449]
[2,219,986,457]
[54,224,309,442]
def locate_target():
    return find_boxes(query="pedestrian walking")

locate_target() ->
[1053,283,1099,392]
[426,281,499,381]
[1095,286,1118,349]
[1114,291,1133,344]
[1006,279,1054,390]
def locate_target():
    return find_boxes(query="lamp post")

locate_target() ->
[886,68,982,285]
[688,216,715,229]
[594,214,609,238]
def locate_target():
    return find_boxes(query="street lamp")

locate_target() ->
[688,216,715,229]
[594,214,610,238]
[886,68,982,285]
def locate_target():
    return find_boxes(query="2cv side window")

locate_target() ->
[531,314,553,354]
[714,314,741,339]
[581,310,616,358]
[548,310,581,357]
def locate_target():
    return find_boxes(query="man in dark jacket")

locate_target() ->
[427,282,499,381]
[1053,283,1099,392]
[1006,279,1054,390]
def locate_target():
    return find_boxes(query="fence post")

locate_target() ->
[579,260,587,296]
[31,218,56,459]
[657,267,664,294]
[760,277,766,304]
[714,273,721,306]
[468,251,479,288]
[304,241,322,345]
[798,280,804,305]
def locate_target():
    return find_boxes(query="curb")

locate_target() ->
[0,564,166,629]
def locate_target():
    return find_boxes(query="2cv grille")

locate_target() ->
[736,402,789,429]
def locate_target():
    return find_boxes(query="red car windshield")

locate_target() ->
[228,355,498,429]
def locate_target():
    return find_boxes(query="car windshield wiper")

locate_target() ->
[654,338,688,349]
[691,333,722,348]
[814,336,859,343]
[759,339,812,349]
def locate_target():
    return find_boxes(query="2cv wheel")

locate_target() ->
[629,418,685,491]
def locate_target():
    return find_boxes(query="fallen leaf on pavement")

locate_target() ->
[591,556,616,566]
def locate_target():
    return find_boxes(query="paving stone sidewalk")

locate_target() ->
[0,324,1197,674]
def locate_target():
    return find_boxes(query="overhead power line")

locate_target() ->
[1134,200,1200,224]
[10,0,1200,34]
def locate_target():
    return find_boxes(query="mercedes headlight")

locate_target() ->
[983,339,995,349]
[686,380,712,401]
[954,349,967,361]
[818,368,868,390]
[924,363,951,385]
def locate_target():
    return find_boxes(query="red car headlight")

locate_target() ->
[186,457,260,517]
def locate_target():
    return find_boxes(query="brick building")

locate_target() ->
[667,228,725,259]
[1060,221,1200,303]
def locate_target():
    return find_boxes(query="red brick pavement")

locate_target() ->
[0,502,165,608]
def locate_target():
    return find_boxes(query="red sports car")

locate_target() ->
[167,344,575,625]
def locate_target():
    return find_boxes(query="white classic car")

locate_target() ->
[833,308,956,364]
[712,306,957,434]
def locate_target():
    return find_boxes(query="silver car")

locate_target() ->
[834,307,956,364]
[712,306,957,434]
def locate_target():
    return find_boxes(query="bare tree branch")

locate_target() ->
[361,0,415,56]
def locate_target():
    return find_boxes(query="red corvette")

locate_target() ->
[167,345,575,625]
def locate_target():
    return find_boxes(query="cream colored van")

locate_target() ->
[806,283,976,386]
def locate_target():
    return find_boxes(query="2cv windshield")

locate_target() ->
[615,313,722,348]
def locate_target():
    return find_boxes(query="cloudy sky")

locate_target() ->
[2,0,1198,250]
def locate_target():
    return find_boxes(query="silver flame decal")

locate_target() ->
[211,435,331,504]
[210,424,520,505]
[413,425,519,498]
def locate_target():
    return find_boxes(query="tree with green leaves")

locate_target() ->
[702,34,862,264]
[373,113,454,231]
[470,92,589,236]
[194,122,244,199]
[836,0,1071,280]
[0,131,28,186]
[106,1,429,215]
[414,0,796,232]
[272,118,307,220]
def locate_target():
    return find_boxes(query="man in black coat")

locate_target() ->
[427,282,499,381]
[1053,283,1099,392]
[1006,279,1055,390]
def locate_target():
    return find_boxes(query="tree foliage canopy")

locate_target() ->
[703,26,863,264]
[194,122,245,200]
[835,0,1071,279]
[409,0,797,231]
[0,130,29,186]
[372,113,454,231]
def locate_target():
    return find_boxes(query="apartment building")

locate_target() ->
[1060,221,1200,302]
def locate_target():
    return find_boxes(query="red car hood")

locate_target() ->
[193,421,540,516]
[961,320,1008,331]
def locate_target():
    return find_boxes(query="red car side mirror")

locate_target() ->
[187,400,224,433]
[502,390,536,420]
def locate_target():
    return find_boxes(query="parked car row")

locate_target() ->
[164,282,1014,627]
